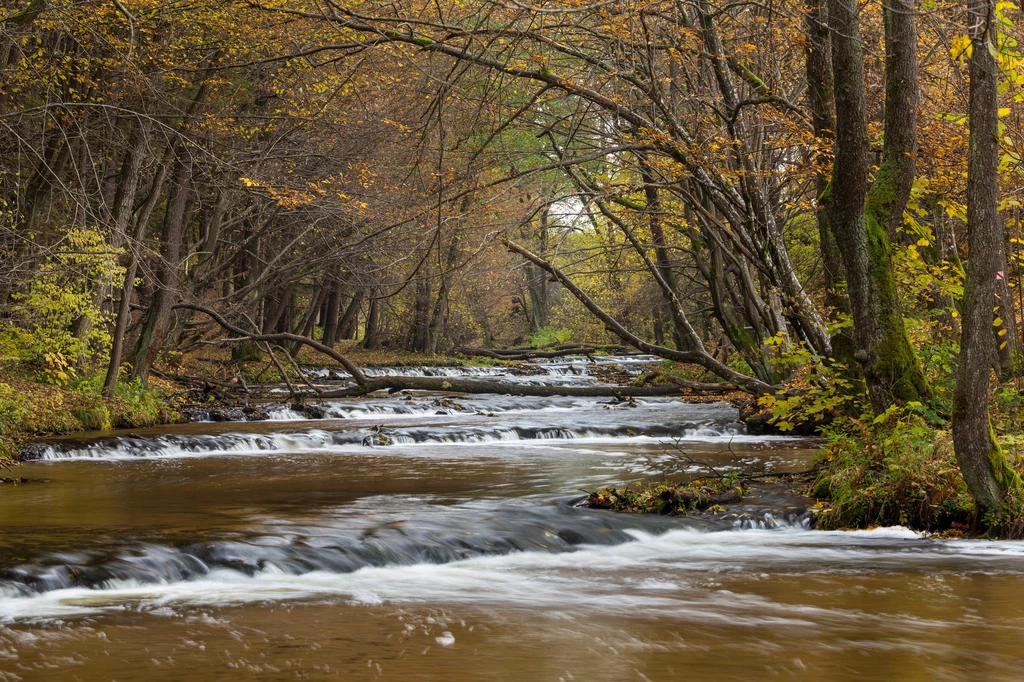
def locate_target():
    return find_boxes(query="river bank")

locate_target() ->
[0,370,176,465]
[0,348,532,463]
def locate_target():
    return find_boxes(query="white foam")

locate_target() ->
[3,525,1021,624]
[33,424,792,461]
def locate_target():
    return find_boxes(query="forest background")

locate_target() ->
[1,0,1023,532]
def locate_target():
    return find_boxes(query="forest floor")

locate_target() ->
[0,366,177,464]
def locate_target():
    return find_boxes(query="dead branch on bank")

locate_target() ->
[636,371,737,394]
[173,303,369,384]
[171,303,735,399]
[500,239,775,395]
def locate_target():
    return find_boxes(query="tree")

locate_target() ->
[953,0,1020,513]
[826,0,930,414]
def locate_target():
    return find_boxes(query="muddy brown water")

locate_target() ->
[2,361,1024,680]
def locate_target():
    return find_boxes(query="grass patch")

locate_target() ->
[810,412,975,532]
[0,363,176,463]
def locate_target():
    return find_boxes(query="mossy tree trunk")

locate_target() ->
[953,0,1021,513]
[826,0,929,414]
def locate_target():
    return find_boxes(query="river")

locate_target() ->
[2,356,1023,680]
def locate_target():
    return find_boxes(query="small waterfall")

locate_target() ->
[0,500,709,599]
[298,354,660,388]
[28,419,761,461]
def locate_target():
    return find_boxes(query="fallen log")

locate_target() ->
[636,371,736,394]
[457,346,596,360]
[312,376,694,398]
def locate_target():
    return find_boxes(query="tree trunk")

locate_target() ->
[111,58,216,388]
[410,280,431,352]
[361,297,381,349]
[322,284,341,347]
[640,160,688,351]
[102,145,173,396]
[339,290,363,340]
[953,0,1021,513]
[262,285,294,335]
[128,158,191,386]
[427,232,461,353]
[75,128,145,369]
[289,286,327,357]
[804,0,856,368]
[827,0,928,413]
[994,239,1020,378]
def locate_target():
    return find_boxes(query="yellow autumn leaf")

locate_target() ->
[998,107,1012,117]
[951,34,973,61]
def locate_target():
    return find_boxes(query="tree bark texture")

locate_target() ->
[953,0,1020,513]
[827,0,928,413]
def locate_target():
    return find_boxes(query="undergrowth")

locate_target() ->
[809,397,1024,538]
[811,409,975,532]
[0,363,175,463]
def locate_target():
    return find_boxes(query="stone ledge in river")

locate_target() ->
[579,480,816,529]
[292,403,328,419]
[180,405,272,423]
[17,442,50,462]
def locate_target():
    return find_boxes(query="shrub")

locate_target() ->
[811,408,974,531]
[527,326,573,348]
[9,228,123,367]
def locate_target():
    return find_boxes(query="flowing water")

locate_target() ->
[2,357,1024,680]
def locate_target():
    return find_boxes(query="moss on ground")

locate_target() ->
[584,476,745,516]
